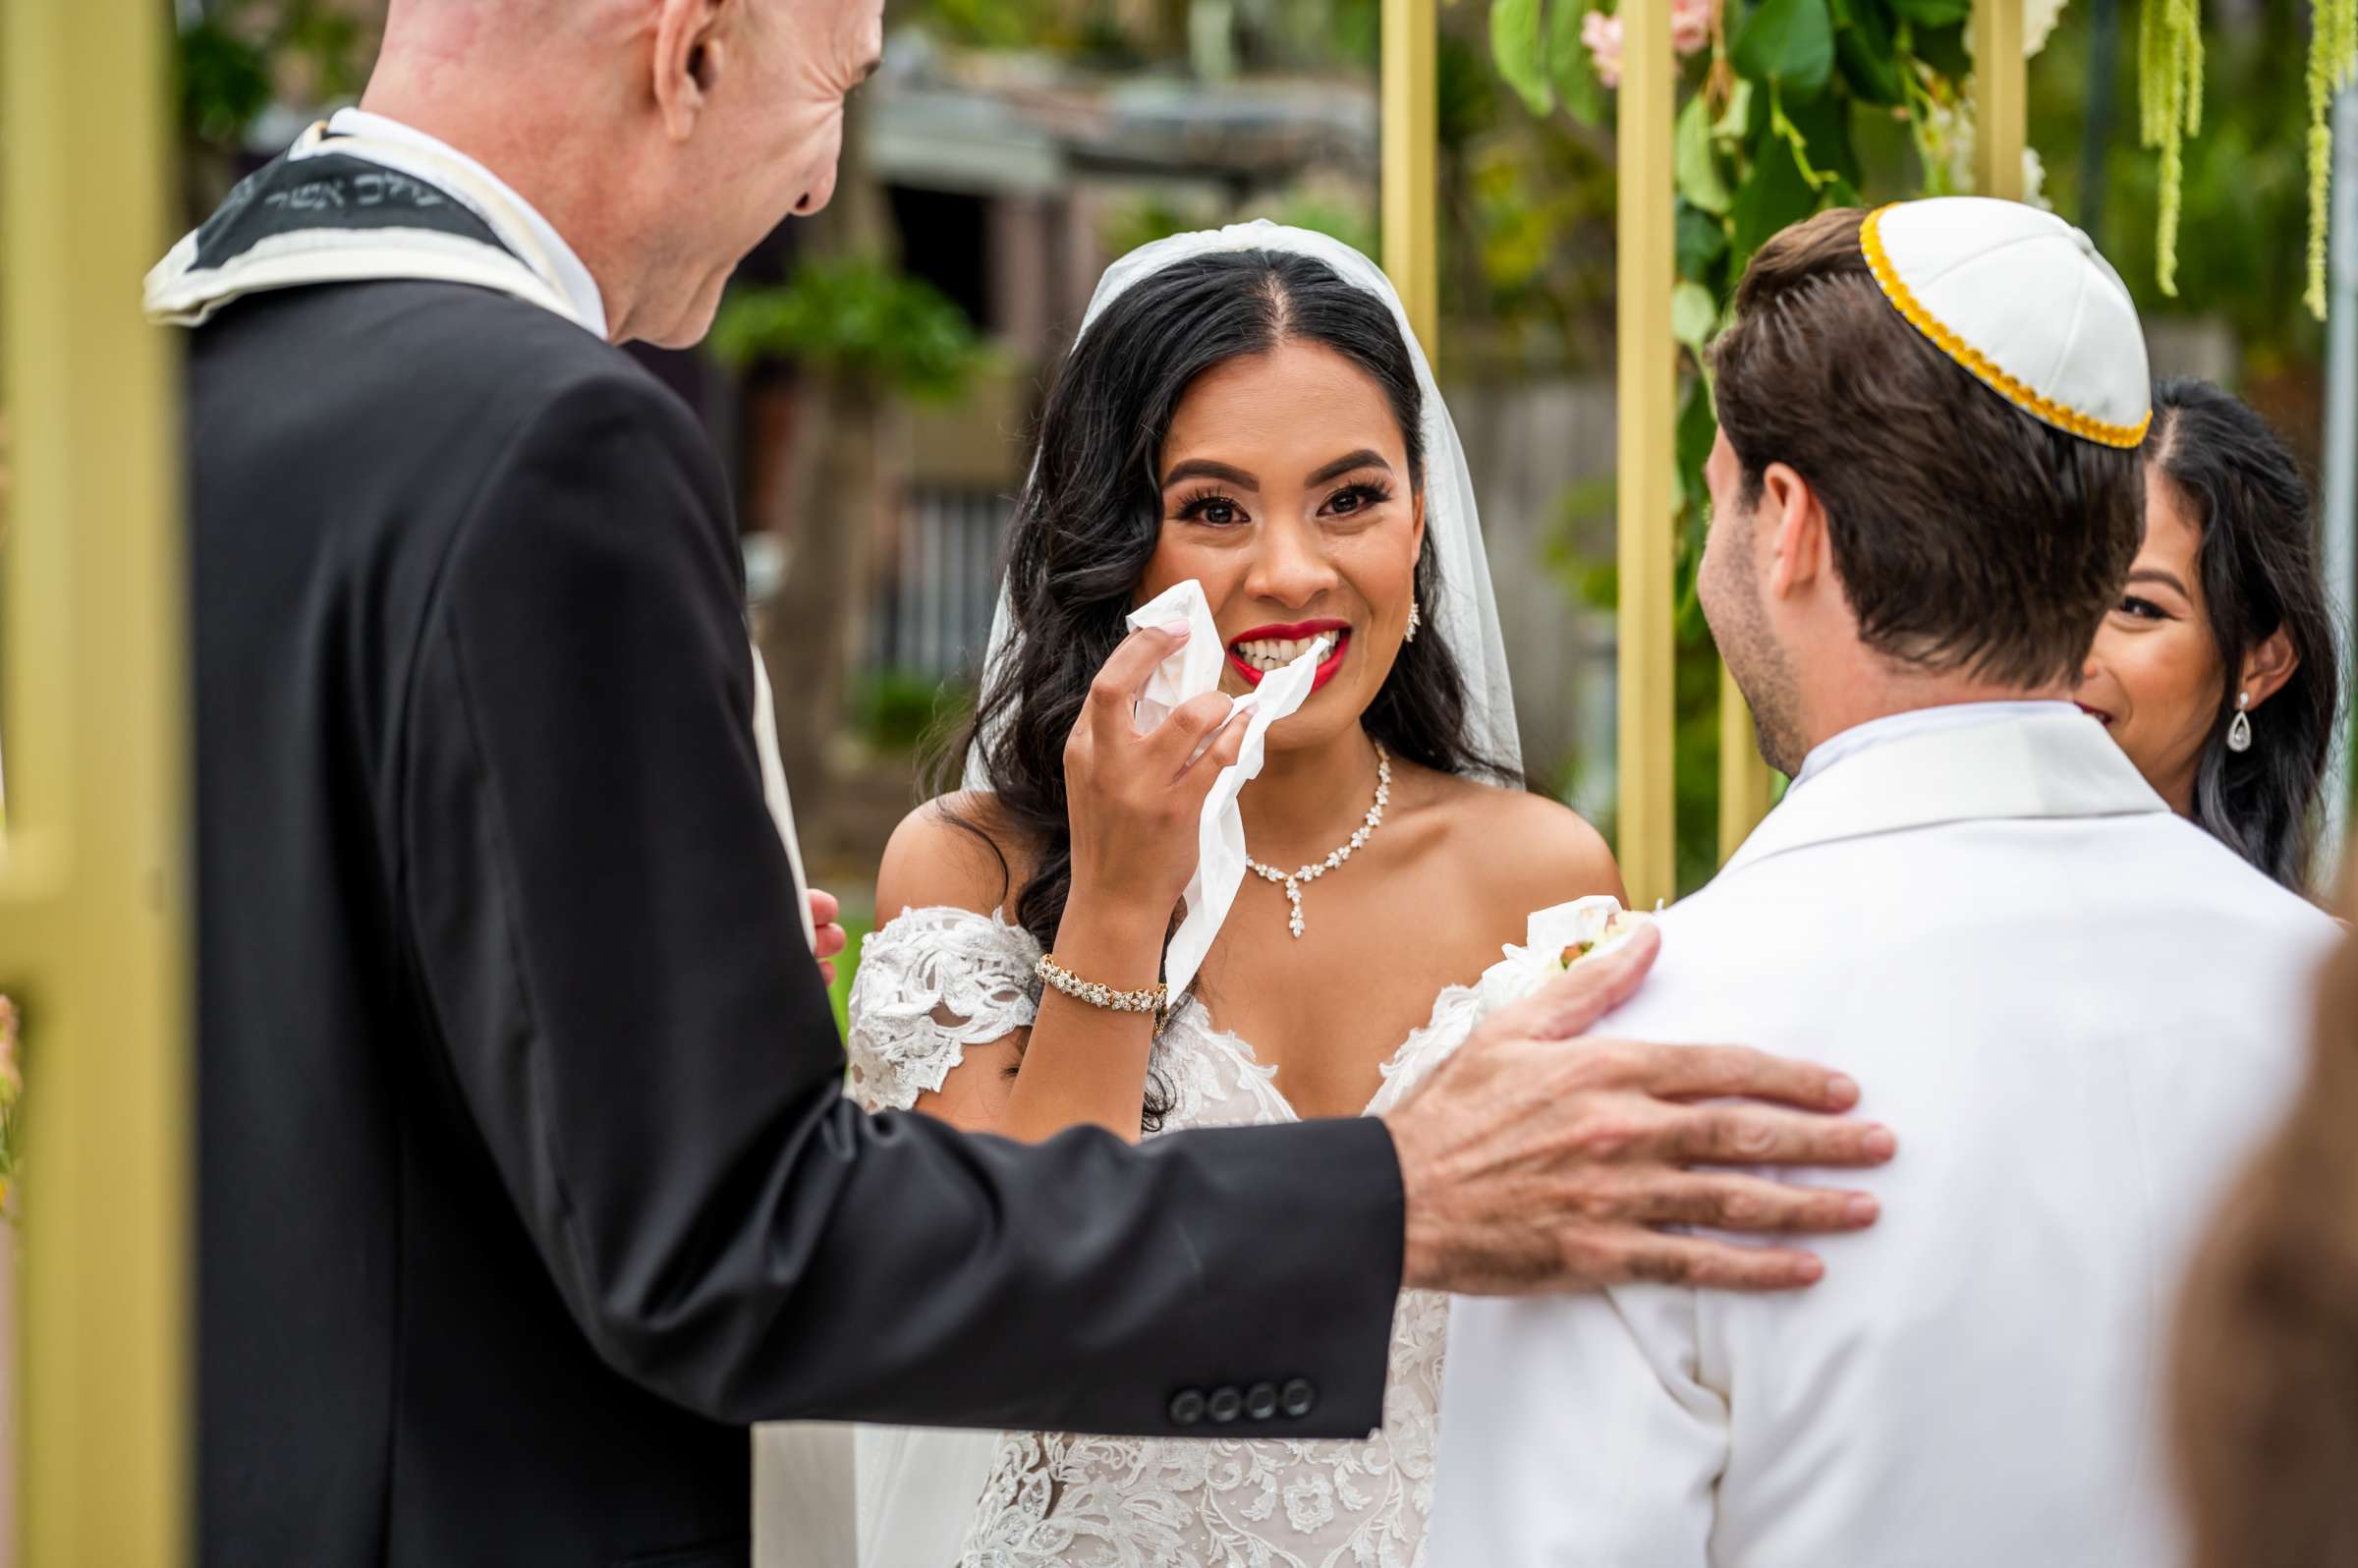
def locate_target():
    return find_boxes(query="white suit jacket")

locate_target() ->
[1431,703,2339,1568]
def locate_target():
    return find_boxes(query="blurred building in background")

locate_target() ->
[170,0,2339,909]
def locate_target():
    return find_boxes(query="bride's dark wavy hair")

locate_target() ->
[2149,378,2342,890]
[932,249,1515,1126]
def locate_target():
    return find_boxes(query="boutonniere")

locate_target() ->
[1476,896,1655,1019]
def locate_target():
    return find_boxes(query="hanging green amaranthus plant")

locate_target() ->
[2307,0,2358,317]
[2143,0,2358,319]
[2137,0,2203,298]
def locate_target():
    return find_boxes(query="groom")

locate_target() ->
[159,2,1895,1564]
[1431,199,2343,1564]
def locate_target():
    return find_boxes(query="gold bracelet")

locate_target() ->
[1035,953,1169,1033]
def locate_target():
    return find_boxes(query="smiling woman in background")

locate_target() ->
[2076,377,2341,889]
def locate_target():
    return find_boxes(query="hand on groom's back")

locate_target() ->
[1383,922,1894,1294]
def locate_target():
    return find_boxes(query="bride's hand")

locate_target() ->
[1063,621,1252,920]
[1384,923,1895,1294]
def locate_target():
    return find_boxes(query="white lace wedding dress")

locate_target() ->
[846,905,1485,1568]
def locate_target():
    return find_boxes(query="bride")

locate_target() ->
[842,223,1622,1566]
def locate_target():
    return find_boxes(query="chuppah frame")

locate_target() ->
[0,0,192,1563]
[1378,0,2031,907]
[0,3,2037,1561]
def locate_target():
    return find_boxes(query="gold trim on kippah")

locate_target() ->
[1860,204,2152,450]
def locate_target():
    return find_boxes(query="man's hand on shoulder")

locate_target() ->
[1382,923,1894,1294]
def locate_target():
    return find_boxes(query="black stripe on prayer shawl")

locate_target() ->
[192,150,516,272]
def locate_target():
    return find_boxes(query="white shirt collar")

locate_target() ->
[1790,700,2082,791]
[316,108,608,339]
[1719,700,2166,880]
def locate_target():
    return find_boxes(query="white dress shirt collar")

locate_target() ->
[1722,700,2167,879]
[322,108,608,339]
[1791,700,2081,791]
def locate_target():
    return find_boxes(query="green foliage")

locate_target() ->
[2138,0,2205,297]
[853,670,975,756]
[1099,192,1214,260]
[2306,0,2358,315]
[2032,1,2316,367]
[1490,0,1609,124]
[1098,189,1379,268]
[829,910,873,1038]
[1734,0,1836,99]
[178,0,366,149]
[1491,0,1958,886]
[179,20,275,144]
[709,259,987,400]
[1493,0,1555,116]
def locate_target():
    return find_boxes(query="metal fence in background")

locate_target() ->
[869,486,1014,682]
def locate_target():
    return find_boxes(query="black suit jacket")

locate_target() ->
[189,281,1407,1567]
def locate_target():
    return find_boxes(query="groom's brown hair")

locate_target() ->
[1709,207,2142,689]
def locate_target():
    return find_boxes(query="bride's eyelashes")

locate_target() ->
[1168,479,1395,528]
[1172,486,1250,527]
[1322,479,1394,520]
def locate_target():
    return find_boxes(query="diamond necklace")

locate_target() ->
[1246,744,1391,939]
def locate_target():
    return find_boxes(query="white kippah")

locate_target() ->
[1860,197,2152,449]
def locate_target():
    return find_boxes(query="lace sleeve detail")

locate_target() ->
[845,907,1043,1113]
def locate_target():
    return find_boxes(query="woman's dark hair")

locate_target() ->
[934,248,1513,1128]
[2148,377,2342,890]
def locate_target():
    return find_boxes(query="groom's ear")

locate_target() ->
[1761,461,1828,599]
[653,0,733,142]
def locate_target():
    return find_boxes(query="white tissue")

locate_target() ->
[1122,580,1328,997]
[1126,581,1228,733]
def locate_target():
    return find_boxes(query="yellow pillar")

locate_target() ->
[1718,669,1775,857]
[1616,0,1677,910]
[1380,0,1439,353]
[1974,0,2028,200]
[0,0,191,1561]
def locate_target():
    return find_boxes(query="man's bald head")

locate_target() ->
[364,0,885,346]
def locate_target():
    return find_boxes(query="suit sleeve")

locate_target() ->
[1431,1288,1724,1565]
[397,370,1405,1434]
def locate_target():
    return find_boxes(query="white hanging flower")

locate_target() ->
[1962,0,2070,58]
[2024,0,2069,56]
[2021,145,2051,210]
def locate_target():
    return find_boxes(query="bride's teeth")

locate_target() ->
[1231,633,1340,673]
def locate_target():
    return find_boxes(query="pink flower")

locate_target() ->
[1590,0,1716,89]
[1582,10,1623,87]
[1672,0,1720,56]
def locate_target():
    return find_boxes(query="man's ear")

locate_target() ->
[1760,461,1826,599]
[2240,626,2300,710]
[653,0,730,143]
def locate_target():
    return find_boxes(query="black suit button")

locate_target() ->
[1279,1378,1318,1419]
[1207,1385,1245,1424]
[1168,1388,1207,1427]
[1245,1381,1279,1421]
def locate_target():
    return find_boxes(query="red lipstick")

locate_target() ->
[1226,619,1354,694]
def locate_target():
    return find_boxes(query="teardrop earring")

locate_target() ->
[2226,691,2255,754]
[1404,597,1422,644]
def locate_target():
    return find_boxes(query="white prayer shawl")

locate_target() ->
[1432,703,2339,1568]
[144,114,817,955]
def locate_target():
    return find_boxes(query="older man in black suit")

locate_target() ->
[152,1,1892,1562]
